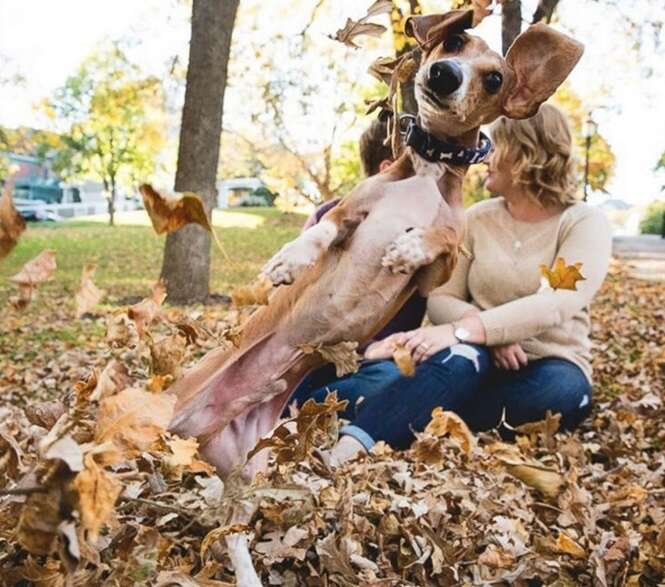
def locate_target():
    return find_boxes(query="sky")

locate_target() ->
[1,0,664,206]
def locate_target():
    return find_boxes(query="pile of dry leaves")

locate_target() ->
[0,259,663,586]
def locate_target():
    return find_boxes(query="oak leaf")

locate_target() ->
[74,262,105,318]
[72,454,122,541]
[95,387,176,460]
[539,257,586,291]
[0,176,26,260]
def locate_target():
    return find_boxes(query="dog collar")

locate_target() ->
[401,115,492,165]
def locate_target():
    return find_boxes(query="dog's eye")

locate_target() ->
[483,71,503,94]
[443,35,464,53]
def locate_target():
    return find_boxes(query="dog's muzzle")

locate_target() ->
[427,61,463,96]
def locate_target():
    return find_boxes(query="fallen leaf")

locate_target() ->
[393,343,416,377]
[164,436,199,468]
[299,341,361,377]
[89,360,132,403]
[0,176,26,260]
[478,544,515,568]
[554,531,587,559]
[539,257,586,291]
[150,333,187,378]
[106,309,134,346]
[72,454,122,541]
[43,435,84,473]
[74,262,105,318]
[95,388,176,460]
[24,401,66,430]
[128,280,167,337]
[424,408,474,456]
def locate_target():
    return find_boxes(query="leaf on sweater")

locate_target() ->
[74,262,105,318]
[231,274,272,307]
[9,250,57,308]
[299,341,361,377]
[72,454,122,541]
[539,257,586,291]
[330,0,392,48]
[128,280,167,337]
[393,343,416,377]
[95,388,176,460]
[0,176,26,260]
[139,184,211,235]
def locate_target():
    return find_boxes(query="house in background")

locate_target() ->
[217,177,276,208]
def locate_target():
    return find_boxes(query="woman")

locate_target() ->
[326,103,613,464]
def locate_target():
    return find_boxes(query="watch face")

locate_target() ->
[455,327,471,341]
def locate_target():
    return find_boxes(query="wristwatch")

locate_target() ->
[452,322,471,343]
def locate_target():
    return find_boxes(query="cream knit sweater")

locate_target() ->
[427,197,612,381]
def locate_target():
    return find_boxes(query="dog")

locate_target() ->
[167,9,583,584]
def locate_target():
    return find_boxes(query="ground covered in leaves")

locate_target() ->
[0,259,663,586]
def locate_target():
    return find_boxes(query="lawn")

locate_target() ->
[0,207,305,303]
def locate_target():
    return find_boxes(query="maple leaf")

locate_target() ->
[393,343,416,377]
[163,436,199,469]
[299,341,361,377]
[72,454,122,541]
[0,176,26,260]
[330,0,392,48]
[539,257,586,291]
[94,388,176,461]
[128,280,167,337]
[8,249,57,308]
[74,262,105,318]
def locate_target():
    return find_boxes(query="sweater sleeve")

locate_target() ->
[426,227,480,324]
[479,208,612,345]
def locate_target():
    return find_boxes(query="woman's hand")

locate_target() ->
[491,342,528,370]
[364,325,458,363]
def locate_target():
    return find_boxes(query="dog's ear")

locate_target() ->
[502,23,584,119]
[405,9,474,50]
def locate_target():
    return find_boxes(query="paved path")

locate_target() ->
[613,235,665,282]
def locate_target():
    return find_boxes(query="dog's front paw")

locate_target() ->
[262,240,318,285]
[382,228,431,274]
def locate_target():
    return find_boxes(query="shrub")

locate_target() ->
[640,201,665,235]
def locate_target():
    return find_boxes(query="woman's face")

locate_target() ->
[485,148,515,196]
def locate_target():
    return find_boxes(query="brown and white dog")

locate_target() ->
[167,9,582,584]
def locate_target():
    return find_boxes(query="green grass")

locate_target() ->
[0,207,305,303]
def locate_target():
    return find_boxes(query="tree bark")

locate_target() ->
[161,0,239,304]
[532,0,560,23]
[501,0,522,55]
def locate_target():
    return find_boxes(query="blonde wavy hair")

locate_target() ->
[490,103,578,208]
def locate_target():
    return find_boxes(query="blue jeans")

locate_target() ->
[287,359,402,420]
[337,344,592,451]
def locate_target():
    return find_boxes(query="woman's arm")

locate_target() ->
[479,209,612,346]
[427,233,479,323]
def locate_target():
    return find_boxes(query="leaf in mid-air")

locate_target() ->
[330,0,392,48]
[139,184,211,235]
[539,257,586,291]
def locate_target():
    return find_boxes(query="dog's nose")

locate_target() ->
[428,61,463,96]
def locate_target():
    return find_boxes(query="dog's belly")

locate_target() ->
[284,176,444,345]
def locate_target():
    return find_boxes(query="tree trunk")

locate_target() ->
[108,176,116,227]
[532,0,560,23]
[160,0,240,304]
[502,0,522,55]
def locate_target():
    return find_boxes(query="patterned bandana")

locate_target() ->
[401,115,492,166]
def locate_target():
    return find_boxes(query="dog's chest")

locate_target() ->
[355,175,444,247]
